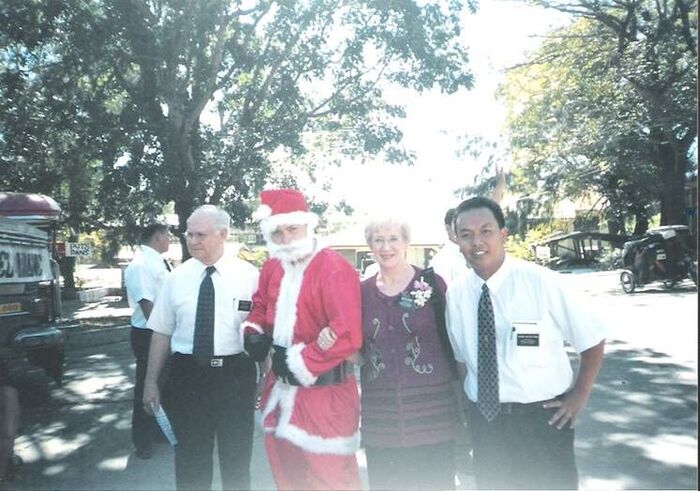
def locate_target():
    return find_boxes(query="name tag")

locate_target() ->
[397,293,416,312]
[516,333,539,346]
[512,320,540,347]
[236,300,252,312]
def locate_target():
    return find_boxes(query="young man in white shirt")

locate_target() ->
[429,208,470,286]
[123,223,171,459]
[446,196,605,490]
[143,206,260,491]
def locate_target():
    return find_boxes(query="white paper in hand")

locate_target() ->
[153,405,178,446]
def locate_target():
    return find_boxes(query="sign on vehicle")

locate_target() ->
[0,302,21,315]
[65,242,93,257]
[0,244,53,284]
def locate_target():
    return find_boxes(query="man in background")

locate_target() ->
[123,223,172,459]
[430,166,506,285]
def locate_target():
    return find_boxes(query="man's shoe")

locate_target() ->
[6,454,23,480]
[134,447,153,460]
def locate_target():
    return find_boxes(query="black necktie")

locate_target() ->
[478,283,500,421]
[193,266,216,356]
[163,259,172,272]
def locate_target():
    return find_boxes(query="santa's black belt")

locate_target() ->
[280,362,351,387]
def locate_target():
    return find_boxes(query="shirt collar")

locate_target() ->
[140,244,162,259]
[193,255,230,276]
[468,255,512,294]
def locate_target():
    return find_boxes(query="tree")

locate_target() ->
[0,1,138,287]
[501,0,696,230]
[2,1,475,260]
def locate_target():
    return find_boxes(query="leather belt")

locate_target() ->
[174,353,246,368]
[469,397,559,415]
[280,362,351,387]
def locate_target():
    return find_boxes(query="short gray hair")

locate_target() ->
[188,205,231,231]
[364,216,411,245]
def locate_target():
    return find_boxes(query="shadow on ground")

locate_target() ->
[11,336,274,491]
[576,340,697,490]
[9,334,698,490]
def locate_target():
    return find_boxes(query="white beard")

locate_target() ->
[266,235,317,264]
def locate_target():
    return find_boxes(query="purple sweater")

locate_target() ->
[360,266,459,448]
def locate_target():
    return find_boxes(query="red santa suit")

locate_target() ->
[243,190,363,491]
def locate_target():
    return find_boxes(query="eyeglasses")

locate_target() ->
[370,236,403,247]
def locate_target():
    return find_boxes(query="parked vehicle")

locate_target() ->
[619,225,697,293]
[532,231,630,270]
[0,192,76,383]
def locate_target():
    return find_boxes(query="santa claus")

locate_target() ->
[242,188,362,490]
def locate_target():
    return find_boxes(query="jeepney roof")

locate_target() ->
[0,192,61,222]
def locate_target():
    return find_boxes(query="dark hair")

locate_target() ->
[141,223,170,244]
[444,208,457,226]
[454,197,506,229]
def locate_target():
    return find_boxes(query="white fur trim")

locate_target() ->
[241,321,264,334]
[272,244,321,347]
[252,204,272,221]
[241,321,264,353]
[272,261,305,347]
[262,381,360,455]
[260,211,319,237]
[286,343,318,386]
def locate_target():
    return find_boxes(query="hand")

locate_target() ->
[143,382,160,416]
[245,333,273,362]
[491,164,506,204]
[542,390,588,429]
[316,327,337,351]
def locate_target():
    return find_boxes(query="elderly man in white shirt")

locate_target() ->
[143,205,259,491]
[123,222,171,459]
[446,196,605,490]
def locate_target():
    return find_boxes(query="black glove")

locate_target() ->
[271,345,300,385]
[244,333,272,362]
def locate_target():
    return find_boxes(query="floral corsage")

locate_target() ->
[410,277,433,307]
[398,276,434,311]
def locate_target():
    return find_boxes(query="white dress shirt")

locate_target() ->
[446,256,606,404]
[429,242,470,286]
[147,255,259,356]
[124,245,170,329]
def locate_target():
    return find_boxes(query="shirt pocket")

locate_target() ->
[507,320,547,368]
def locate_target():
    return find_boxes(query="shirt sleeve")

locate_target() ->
[146,277,175,336]
[445,286,466,363]
[544,271,606,353]
[242,262,273,336]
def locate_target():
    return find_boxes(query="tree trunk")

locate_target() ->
[656,141,688,226]
[632,209,649,235]
[174,193,195,263]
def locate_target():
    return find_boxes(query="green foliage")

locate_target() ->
[501,0,697,230]
[1,1,475,260]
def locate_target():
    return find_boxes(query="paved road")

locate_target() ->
[8,271,698,490]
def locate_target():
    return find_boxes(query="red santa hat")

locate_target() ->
[253,188,319,237]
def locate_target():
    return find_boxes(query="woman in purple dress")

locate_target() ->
[319,216,460,490]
